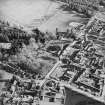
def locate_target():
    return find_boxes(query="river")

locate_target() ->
[0,0,88,33]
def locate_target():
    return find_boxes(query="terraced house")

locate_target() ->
[58,0,104,15]
[86,12,105,50]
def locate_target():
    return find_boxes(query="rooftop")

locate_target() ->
[94,12,105,22]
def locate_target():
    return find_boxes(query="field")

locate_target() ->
[0,0,89,78]
[0,0,89,33]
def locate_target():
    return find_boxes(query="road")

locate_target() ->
[40,61,61,87]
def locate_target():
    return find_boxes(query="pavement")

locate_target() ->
[32,101,61,105]
[40,101,61,105]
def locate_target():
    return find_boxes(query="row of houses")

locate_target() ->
[57,0,104,16]
[86,12,105,33]
[59,0,101,6]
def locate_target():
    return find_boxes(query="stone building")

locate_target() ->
[86,12,105,34]
[85,12,105,54]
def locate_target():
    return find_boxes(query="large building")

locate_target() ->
[86,12,105,52]
[86,12,105,34]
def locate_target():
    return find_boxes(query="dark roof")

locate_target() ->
[0,34,9,43]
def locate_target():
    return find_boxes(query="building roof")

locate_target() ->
[94,12,105,22]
